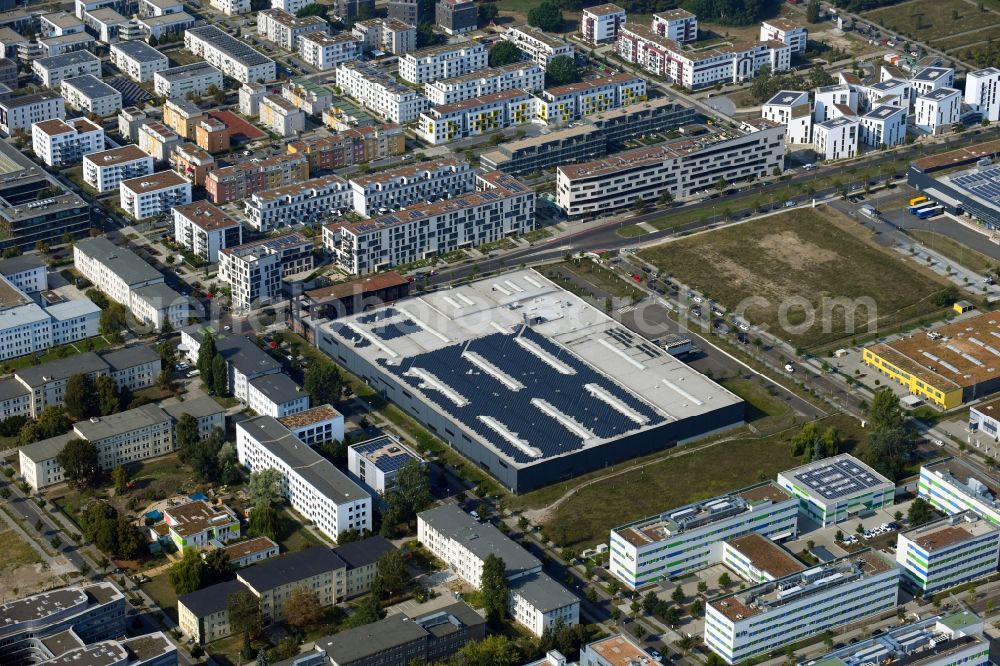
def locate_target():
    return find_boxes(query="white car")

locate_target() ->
[784,363,795,373]
[738,322,751,331]
[692,296,704,303]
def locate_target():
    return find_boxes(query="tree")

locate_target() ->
[95,375,121,416]
[481,554,508,625]
[806,0,820,22]
[304,363,345,406]
[283,587,324,628]
[347,595,384,627]
[415,22,436,47]
[248,503,281,540]
[99,303,128,336]
[176,413,200,462]
[169,549,205,594]
[211,354,228,395]
[295,2,327,16]
[371,549,409,600]
[908,497,935,526]
[249,468,283,509]
[545,55,579,87]
[527,0,562,31]
[478,1,498,26]
[203,549,231,584]
[65,373,97,419]
[789,422,839,460]
[382,460,432,534]
[189,427,225,483]
[57,439,99,488]
[228,590,263,658]
[719,572,732,587]
[115,516,143,559]
[112,465,128,494]
[932,286,960,308]
[488,41,523,68]
[197,334,217,390]
[338,528,362,544]
[865,389,912,480]
[148,34,158,46]
[451,635,522,666]
[671,586,686,604]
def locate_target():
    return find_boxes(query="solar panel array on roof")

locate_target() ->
[796,458,885,500]
[952,166,1000,204]
[353,436,417,473]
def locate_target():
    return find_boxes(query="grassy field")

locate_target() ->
[140,572,178,621]
[531,413,865,548]
[637,207,952,349]
[277,507,328,551]
[541,259,646,303]
[864,0,1000,48]
[0,527,41,569]
[933,25,1000,52]
[909,230,998,275]
[719,376,800,434]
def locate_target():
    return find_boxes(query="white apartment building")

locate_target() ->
[119,170,192,220]
[966,67,1000,122]
[61,75,123,117]
[246,373,309,418]
[581,3,626,44]
[258,9,328,50]
[0,285,99,367]
[418,90,537,144]
[860,104,907,147]
[705,550,901,664]
[240,83,267,117]
[236,415,372,542]
[217,233,314,309]
[244,174,350,233]
[556,120,785,217]
[327,171,533,273]
[154,62,225,100]
[259,95,306,137]
[172,201,242,263]
[110,41,168,83]
[610,483,799,589]
[759,18,807,53]
[352,17,416,55]
[80,7,130,43]
[651,8,697,42]
[814,84,859,122]
[896,511,1000,594]
[336,61,429,123]
[83,145,154,194]
[424,62,544,106]
[136,11,196,39]
[41,12,86,37]
[281,79,334,115]
[272,0,308,11]
[916,87,962,133]
[918,458,1000,526]
[508,573,581,638]
[32,50,102,89]
[348,434,423,494]
[348,157,473,216]
[859,78,912,111]
[813,115,860,160]
[777,454,894,526]
[31,117,104,168]
[399,41,487,85]
[210,0,250,15]
[138,122,181,162]
[299,31,361,70]
[910,66,955,100]
[179,326,281,403]
[184,25,276,84]
[536,73,646,124]
[0,255,47,295]
[0,92,66,134]
[279,405,344,446]
[761,90,812,144]
[505,26,573,68]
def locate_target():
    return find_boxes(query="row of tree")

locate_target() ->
[750,65,836,104]
[79,501,145,560]
[196,335,230,396]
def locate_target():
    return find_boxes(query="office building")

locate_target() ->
[119,169,191,220]
[581,3,626,44]
[424,61,544,106]
[0,91,65,134]
[258,9,328,50]
[965,67,1000,122]
[860,104,907,147]
[31,117,104,168]
[83,145,154,194]
[61,75,123,117]
[759,18,807,53]
[348,157,473,216]
[218,233,314,310]
[776,454,894,526]
[915,88,962,134]
[352,18,416,55]
[971,395,1000,441]
[277,404,345,445]
[896,511,1000,593]
[919,457,1000,525]
[172,201,242,263]
[813,115,859,160]
[154,62,224,100]
[110,41,168,82]
[336,61,429,123]
[32,50,101,89]
[436,0,476,35]
[348,434,423,494]
[247,373,309,418]
[651,8,697,42]
[581,635,659,666]
[299,31,361,70]
[399,42,487,85]
[184,26,276,84]
[761,90,812,144]
[505,26,573,67]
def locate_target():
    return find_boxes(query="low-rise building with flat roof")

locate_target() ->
[777,453,894,526]
[896,511,1000,593]
[163,499,241,551]
[348,434,423,494]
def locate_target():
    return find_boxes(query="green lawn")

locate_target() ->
[540,259,645,303]
[523,228,553,243]
[2,335,114,372]
[277,507,327,552]
[638,206,952,349]
[719,376,800,433]
[909,230,998,275]
[0,527,41,569]
[140,572,178,621]
[865,0,1000,49]
[617,224,648,238]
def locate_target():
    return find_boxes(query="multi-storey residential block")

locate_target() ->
[218,233,314,309]
[244,174,349,233]
[609,482,798,589]
[205,153,309,204]
[277,404,345,446]
[154,62,224,100]
[118,106,147,142]
[389,0,432,26]
[299,31,361,69]
[813,115,859,160]
[759,18,806,53]
[136,11,196,40]
[286,125,405,170]
[247,372,309,417]
[761,90,811,144]
[916,87,962,133]
[184,25,276,84]
[281,78,334,115]
[352,17,416,54]
[272,0,308,12]
[966,67,1000,122]
[119,169,191,220]
[141,119,184,159]
[896,511,1000,594]
[31,117,103,168]
[860,104,907,147]
[210,0,249,15]
[505,26,573,67]
[418,89,537,144]
[919,457,1000,525]
[910,66,955,100]
[777,454,893,526]
[80,7,130,43]
[336,61,429,123]
[170,142,216,185]
[333,0,375,22]
[259,95,306,137]
[652,8,697,42]
[399,41,487,85]
[83,145,154,193]
[535,73,646,124]
[348,434,423,494]
[814,83,858,122]
[32,50,101,89]
[41,12,86,37]
[194,117,230,153]
[705,550,900,663]
[258,9,328,50]
[0,92,65,134]
[163,98,205,140]
[859,78,911,111]
[556,120,784,217]
[348,157,474,216]
[110,41,168,82]
[61,75,123,117]
[179,326,282,402]
[436,0,476,34]
[582,3,626,44]
[164,500,241,551]
[424,62,544,106]
[0,255,47,295]
[172,201,242,263]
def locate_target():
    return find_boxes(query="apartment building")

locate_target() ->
[118,106,147,142]
[277,404,345,446]
[136,11,196,40]
[505,26,573,67]
[436,0,476,34]
[352,17,416,55]
[336,61,429,123]
[919,458,1000,525]
[916,87,962,133]
[31,117,104,168]
[860,104,907,147]
[896,511,1000,594]
[163,98,206,140]
[424,61,544,106]
[299,31,361,70]
[247,373,309,417]
[418,89,537,144]
[348,157,474,216]
[170,142,216,186]
[556,120,784,217]
[652,8,697,42]
[61,75,123,117]
[910,66,955,100]
[260,95,306,137]
[194,118,230,154]
[966,67,1000,122]
[217,233,314,309]
[258,9,328,50]
[813,115,860,160]
[777,454,894,526]
[536,73,646,124]
[333,0,376,22]
[348,434,423,494]
[0,92,65,134]
[859,78,911,111]
[205,153,309,204]
[164,499,241,551]
[236,415,372,541]
[399,41,487,85]
[272,0,308,11]
[153,62,224,100]
[184,25,276,84]
[244,174,350,232]
[761,90,812,144]
[389,0,432,25]
[581,3,626,44]
[172,201,242,263]
[41,12,86,37]
[609,482,798,589]
[119,169,191,220]
[286,125,405,170]
[32,50,101,89]
[210,0,249,15]
[814,83,859,122]
[179,326,283,403]
[705,550,901,663]
[110,41,168,82]
[759,18,807,53]
[81,7,130,43]
[83,145,154,194]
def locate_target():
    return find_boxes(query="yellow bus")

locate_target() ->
[909,195,928,207]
